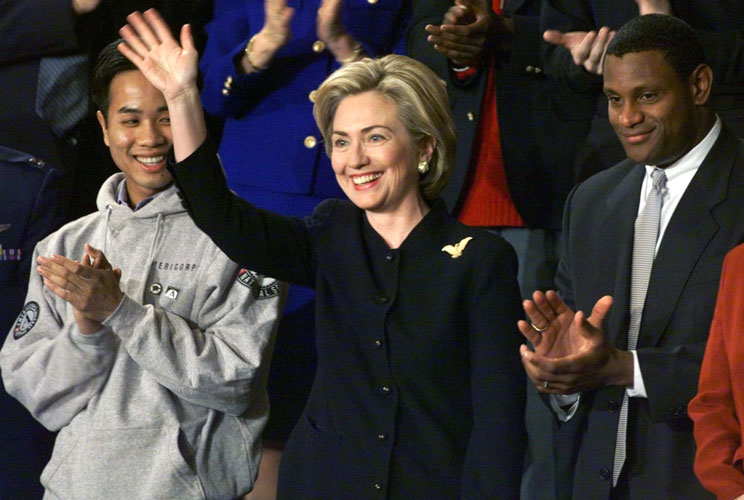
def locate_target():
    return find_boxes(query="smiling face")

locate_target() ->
[603,50,709,167]
[96,70,172,206]
[330,91,433,215]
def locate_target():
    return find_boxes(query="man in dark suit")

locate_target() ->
[0,146,66,499]
[520,14,744,500]
[408,3,594,499]
[540,0,744,181]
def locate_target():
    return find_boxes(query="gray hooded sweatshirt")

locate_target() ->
[1,173,284,500]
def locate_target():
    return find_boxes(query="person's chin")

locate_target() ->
[622,142,656,166]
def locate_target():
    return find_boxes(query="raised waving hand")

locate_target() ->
[118,9,206,161]
[118,9,198,100]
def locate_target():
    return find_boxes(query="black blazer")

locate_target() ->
[407,0,595,229]
[169,140,527,499]
[554,125,744,499]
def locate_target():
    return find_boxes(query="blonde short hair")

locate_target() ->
[313,55,456,200]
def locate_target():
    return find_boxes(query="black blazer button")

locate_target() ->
[607,400,619,412]
[599,468,611,481]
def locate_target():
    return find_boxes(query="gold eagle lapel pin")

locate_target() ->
[441,236,473,259]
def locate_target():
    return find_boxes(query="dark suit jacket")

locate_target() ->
[407,0,595,229]
[554,125,744,499]
[540,0,744,180]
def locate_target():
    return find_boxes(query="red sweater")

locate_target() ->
[689,243,744,500]
[456,0,525,228]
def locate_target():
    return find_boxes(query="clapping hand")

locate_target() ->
[543,26,615,75]
[240,0,295,72]
[317,0,344,44]
[317,0,365,63]
[38,244,123,333]
[263,0,295,49]
[518,292,628,394]
[424,0,514,67]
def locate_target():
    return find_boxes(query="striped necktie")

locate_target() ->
[613,167,667,486]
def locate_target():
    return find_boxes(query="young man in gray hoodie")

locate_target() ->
[0,40,285,500]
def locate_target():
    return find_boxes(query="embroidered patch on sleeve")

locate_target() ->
[236,269,281,300]
[13,302,40,339]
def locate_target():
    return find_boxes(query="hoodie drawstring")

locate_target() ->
[147,213,164,263]
[103,206,112,254]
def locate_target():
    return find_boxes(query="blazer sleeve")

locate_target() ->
[168,139,317,288]
[407,0,460,74]
[554,183,579,310]
[198,0,268,118]
[539,0,602,94]
[689,248,744,500]
[460,238,526,499]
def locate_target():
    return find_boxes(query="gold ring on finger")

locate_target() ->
[530,321,548,333]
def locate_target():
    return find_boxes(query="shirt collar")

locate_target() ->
[115,179,162,211]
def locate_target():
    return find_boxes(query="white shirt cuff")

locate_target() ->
[550,393,580,422]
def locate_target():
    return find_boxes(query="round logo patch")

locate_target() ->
[13,302,39,339]
[237,269,281,300]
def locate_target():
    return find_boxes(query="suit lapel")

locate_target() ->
[640,128,737,347]
[595,164,645,347]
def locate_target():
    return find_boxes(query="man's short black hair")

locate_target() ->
[90,39,138,119]
[605,14,706,82]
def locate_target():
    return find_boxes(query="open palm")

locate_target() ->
[535,305,582,359]
[118,9,198,101]
[519,291,612,359]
